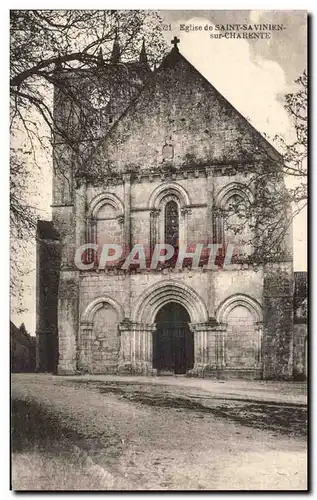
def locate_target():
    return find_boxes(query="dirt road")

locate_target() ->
[11,374,307,491]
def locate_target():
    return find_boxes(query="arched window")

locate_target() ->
[95,203,122,266]
[149,182,190,255]
[213,186,253,262]
[96,203,119,247]
[164,200,179,248]
[85,193,124,268]
[224,194,251,260]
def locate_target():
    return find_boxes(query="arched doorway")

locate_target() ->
[153,302,193,374]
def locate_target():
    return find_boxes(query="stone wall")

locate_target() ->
[91,303,120,373]
[47,46,294,379]
[36,221,60,373]
[76,265,265,375]
[52,163,293,378]
[293,323,307,380]
[262,263,294,380]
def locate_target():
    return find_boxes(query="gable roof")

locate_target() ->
[90,46,282,174]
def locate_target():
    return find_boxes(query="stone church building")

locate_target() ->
[36,36,295,379]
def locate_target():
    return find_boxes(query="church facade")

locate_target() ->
[37,37,294,380]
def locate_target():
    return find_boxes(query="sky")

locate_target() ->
[11,10,307,334]
[161,9,307,268]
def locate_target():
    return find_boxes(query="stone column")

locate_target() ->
[205,166,214,245]
[205,166,216,318]
[180,207,191,248]
[53,199,79,375]
[150,209,160,254]
[141,323,156,375]
[123,173,131,258]
[75,180,86,250]
[125,322,157,375]
[188,322,211,376]
[122,175,132,318]
[57,270,79,375]
[86,217,96,264]
[255,321,263,365]
[215,323,227,370]
[78,321,94,372]
[263,262,294,380]
[188,322,227,377]
[117,320,132,374]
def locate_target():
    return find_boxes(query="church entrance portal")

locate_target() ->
[153,302,194,374]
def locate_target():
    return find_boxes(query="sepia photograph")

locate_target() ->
[10,9,307,491]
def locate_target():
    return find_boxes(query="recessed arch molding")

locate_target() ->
[148,182,191,210]
[132,279,208,324]
[81,295,125,324]
[216,294,263,324]
[88,192,124,218]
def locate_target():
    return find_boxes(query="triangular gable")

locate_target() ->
[92,47,281,174]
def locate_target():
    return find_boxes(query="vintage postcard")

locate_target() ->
[10,10,307,491]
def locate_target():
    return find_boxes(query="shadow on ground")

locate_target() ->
[68,380,307,438]
[12,399,84,454]
[11,399,123,490]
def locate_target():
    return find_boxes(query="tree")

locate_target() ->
[10,10,167,310]
[275,70,307,207]
[221,70,307,265]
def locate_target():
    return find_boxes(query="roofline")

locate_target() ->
[174,51,283,163]
[94,47,283,163]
